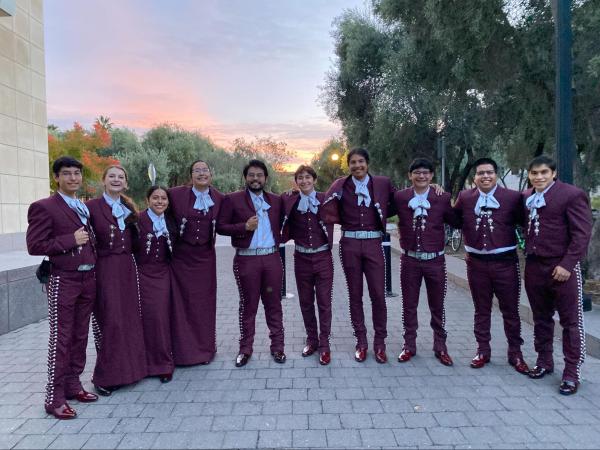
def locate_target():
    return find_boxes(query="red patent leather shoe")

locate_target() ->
[508,356,530,375]
[470,353,490,369]
[45,403,77,420]
[375,349,388,364]
[434,351,454,366]
[398,349,414,363]
[67,390,98,403]
[302,344,317,357]
[319,351,331,365]
[354,348,367,362]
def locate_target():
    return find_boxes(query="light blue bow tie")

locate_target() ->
[148,210,167,237]
[103,193,130,231]
[252,194,271,218]
[353,177,371,207]
[526,192,546,220]
[408,196,430,218]
[192,187,214,214]
[297,192,320,214]
[64,196,89,225]
[474,192,500,216]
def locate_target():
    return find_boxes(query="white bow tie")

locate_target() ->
[474,192,500,216]
[408,196,430,217]
[192,188,214,215]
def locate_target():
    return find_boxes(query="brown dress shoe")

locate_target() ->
[235,353,251,367]
[302,345,316,357]
[528,365,553,379]
[375,349,388,364]
[398,349,414,363]
[45,403,77,420]
[355,348,367,362]
[508,356,530,375]
[434,351,453,366]
[67,390,98,403]
[470,353,490,369]
[559,380,579,395]
[319,351,331,365]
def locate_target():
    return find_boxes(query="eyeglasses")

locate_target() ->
[475,170,496,176]
[192,168,210,174]
[411,170,431,176]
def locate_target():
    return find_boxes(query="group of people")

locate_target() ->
[26,149,592,420]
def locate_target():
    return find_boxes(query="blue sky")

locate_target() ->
[44,0,368,165]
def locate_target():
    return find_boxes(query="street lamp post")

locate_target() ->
[553,0,574,184]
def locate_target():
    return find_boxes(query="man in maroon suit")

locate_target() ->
[524,155,592,395]
[394,158,457,366]
[217,159,285,367]
[26,156,98,420]
[281,165,335,365]
[321,148,395,363]
[453,157,529,374]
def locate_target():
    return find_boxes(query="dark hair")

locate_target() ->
[52,156,83,176]
[408,158,434,173]
[473,157,498,174]
[189,159,211,177]
[528,155,557,172]
[243,159,269,178]
[294,165,317,181]
[145,185,169,200]
[347,148,370,165]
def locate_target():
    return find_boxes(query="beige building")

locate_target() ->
[0,0,48,244]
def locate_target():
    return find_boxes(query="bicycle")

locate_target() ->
[444,224,463,252]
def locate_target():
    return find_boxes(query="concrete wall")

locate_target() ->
[0,0,49,235]
[0,263,46,334]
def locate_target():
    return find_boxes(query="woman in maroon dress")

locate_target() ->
[168,160,224,365]
[87,165,147,395]
[134,186,175,382]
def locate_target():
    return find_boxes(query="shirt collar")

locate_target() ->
[478,184,498,197]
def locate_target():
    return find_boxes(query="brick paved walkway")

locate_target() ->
[1,245,600,449]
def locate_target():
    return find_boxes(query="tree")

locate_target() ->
[310,138,349,191]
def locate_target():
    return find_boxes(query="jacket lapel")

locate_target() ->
[54,193,85,228]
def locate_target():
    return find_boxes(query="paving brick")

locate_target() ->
[222,430,258,449]
[326,429,361,448]
[340,413,373,429]
[113,418,151,433]
[401,412,438,428]
[427,427,467,445]
[258,430,291,448]
[308,413,341,430]
[244,415,277,431]
[116,432,158,449]
[360,428,397,447]
[211,415,245,431]
[82,433,124,449]
[145,417,182,433]
[292,400,322,414]
[150,432,191,449]
[351,399,383,414]
[433,412,471,427]
[48,434,91,449]
[178,416,213,432]
[277,414,308,430]
[392,428,432,447]
[292,429,327,448]
[13,434,56,449]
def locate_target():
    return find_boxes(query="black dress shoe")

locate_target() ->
[302,344,316,357]
[94,385,117,396]
[528,365,553,379]
[559,380,579,395]
[272,351,286,364]
[235,353,251,367]
[159,373,173,383]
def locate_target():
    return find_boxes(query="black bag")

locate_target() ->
[36,258,52,284]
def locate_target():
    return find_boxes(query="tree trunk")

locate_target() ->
[586,215,600,280]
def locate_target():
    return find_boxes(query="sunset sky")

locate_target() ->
[44,0,367,167]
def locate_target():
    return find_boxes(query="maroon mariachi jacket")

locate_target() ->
[168,185,224,248]
[86,197,135,257]
[216,189,283,248]
[26,194,96,270]
[524,180,593,271]
[454,186,524,252]
[280,191,334,249]
[133,210,173,266]
[394,188,457,253]
[320,174,396,231]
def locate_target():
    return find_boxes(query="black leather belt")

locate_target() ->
[468,250,517,261]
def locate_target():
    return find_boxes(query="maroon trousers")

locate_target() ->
[466,254,524,359]
[294,250,333,352]
[233,252,284,355]
[339,237,387,351]
[399,254,447,353]
[525,256,585,383]
[45,270,95,408]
